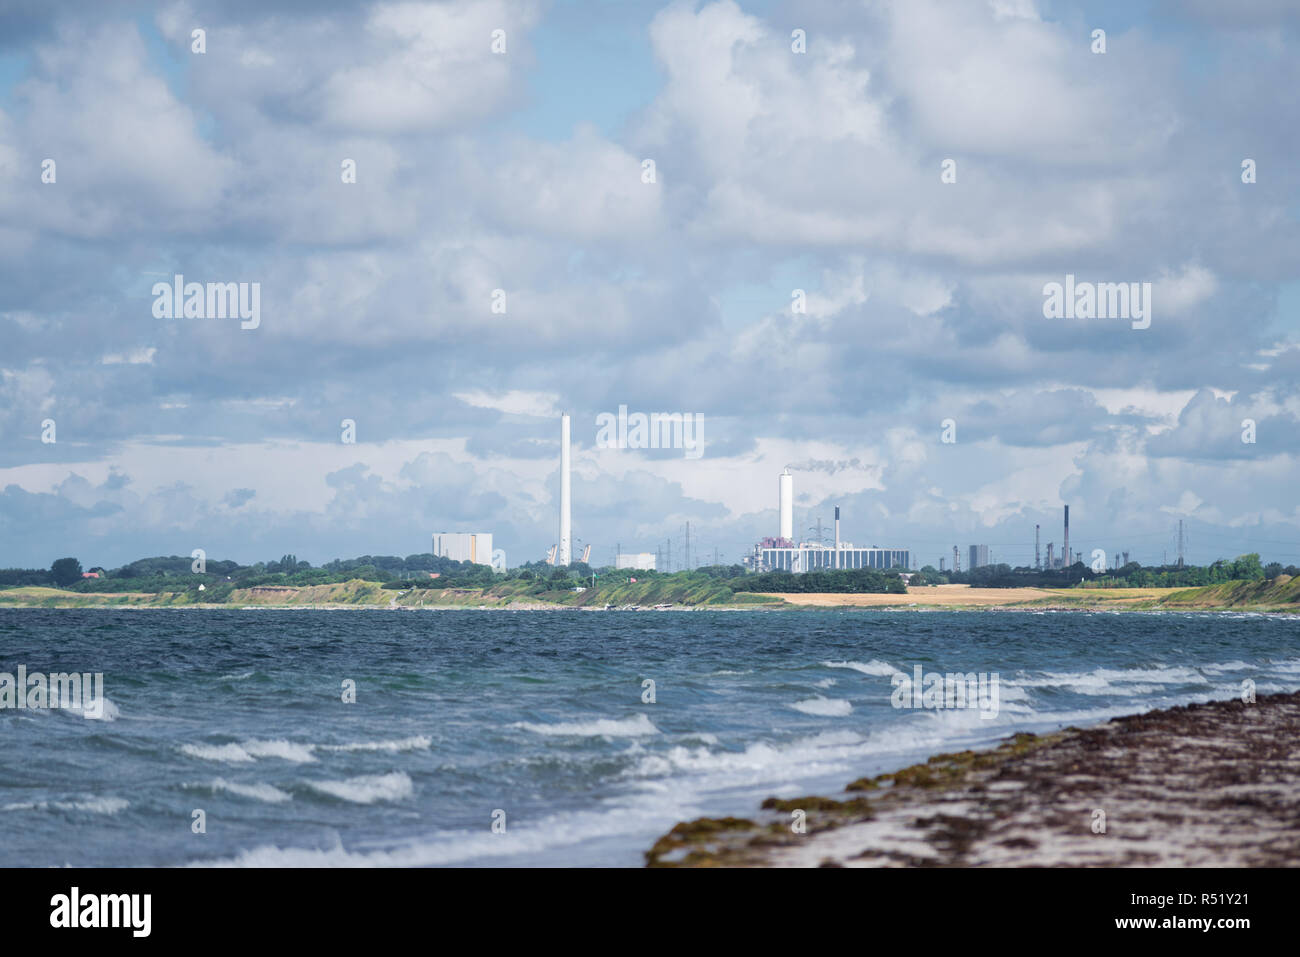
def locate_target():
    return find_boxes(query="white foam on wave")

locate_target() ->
[319,736,431,753]
[211,779,291,804]
[629,729,867,788]
[241,740,318,763]
[181,739,316,764]
[997,683,1031,703]
[53,694,120,721]
[2,796,128,814]
[1014,664,1211,695]
[307,772,413,804]
[514,713,659,737]
[823,659,901,677]
[790,696,853,716]
[218,671,255,681]
[1199,661,1253,674]
[192,788,701,868]
[625,694,1159,800]
[814,678,837,688]
[182,743,255,763]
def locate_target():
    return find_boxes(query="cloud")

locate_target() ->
[1,0,1299,569]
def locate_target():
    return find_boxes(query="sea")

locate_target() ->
[1,607,1297,867]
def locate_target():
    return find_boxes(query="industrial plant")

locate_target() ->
[955,506,1078,573]
[442,415,917,574]
[1032,505,1078,570]
[428,416,1109,580]
[431,532,494,566]
[745,468,911,572]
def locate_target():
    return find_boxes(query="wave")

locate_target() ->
[1013,664,1212,695]
[307,772,413,804]
[181,743,256,763]
[823,659,901,677]
[241,740,317,763]
[1199,661,1253,674]
[790,696,853,716]
[181,739,316,764]
[514,714,659,737]
[319,736,431,753]
[210,779,292,804]
[193,790,701,868]
[2,796,128,814]
[52,694,120,721]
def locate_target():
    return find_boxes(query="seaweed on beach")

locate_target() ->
[646,691,1300,868]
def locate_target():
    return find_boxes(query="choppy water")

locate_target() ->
[1,607,1297,867]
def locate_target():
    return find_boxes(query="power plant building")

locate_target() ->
[432,532,494,566]
[969,544,989,569]
[615,553,657,570]
[756,542,910,572]
[748,470,909,573]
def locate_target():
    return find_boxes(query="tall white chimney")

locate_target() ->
[558,413,571,566]
[834,505,841,567]
[779,468,793,541]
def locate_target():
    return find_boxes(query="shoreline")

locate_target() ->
[2,601,1298,616]
[645,690,1300,867]
[2,580,1296,613]
[1,601,1298,615]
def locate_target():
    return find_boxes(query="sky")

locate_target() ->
[2,0,1300,571]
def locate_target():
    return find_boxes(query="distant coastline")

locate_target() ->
[1,577,1299,613]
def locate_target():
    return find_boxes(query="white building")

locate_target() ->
[615,553,657,570]
[432,532,494,566]
[756,543,910,572]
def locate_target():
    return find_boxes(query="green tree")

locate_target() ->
[50,557,83,586]
[1230,553,1264,581]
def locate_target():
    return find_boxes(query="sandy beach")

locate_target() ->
[754,584,1181,608]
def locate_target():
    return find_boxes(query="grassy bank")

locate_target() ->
[3,576,1298,612]
[0,576,788,609]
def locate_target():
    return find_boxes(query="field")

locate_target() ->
[757,584,1187,608]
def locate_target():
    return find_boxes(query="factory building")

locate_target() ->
[969,544,989,569]
[432,532,494,566]
[747,473,909,573]
[615,553,657,571]
[756,543,910,572]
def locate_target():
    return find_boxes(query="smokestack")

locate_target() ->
[834,506,841,568]
[1063,505,1069,571]
[1035,524,1040,570]
[779,469,793,541]
[558,414,571,566]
